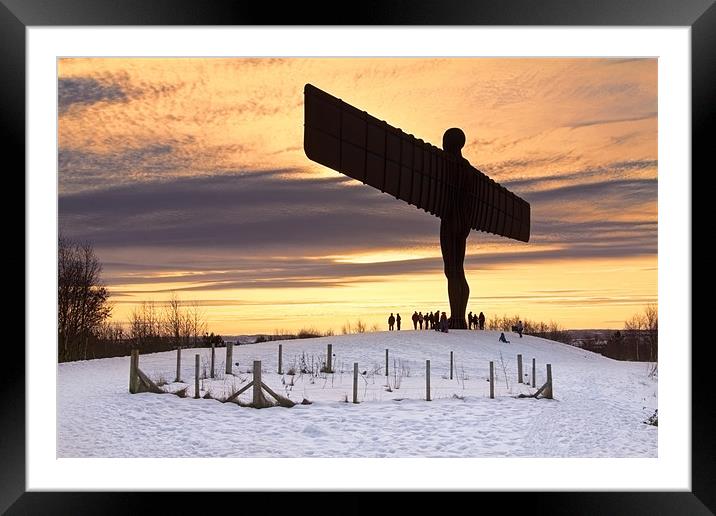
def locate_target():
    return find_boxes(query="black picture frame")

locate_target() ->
[6,0,708,513]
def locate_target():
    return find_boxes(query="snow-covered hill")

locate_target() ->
[58,330,657,457]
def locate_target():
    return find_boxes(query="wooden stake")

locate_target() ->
[385,349,389,377]
[136,368,163,394]
[532,358,536,388]
[545,364,553,399]
[260,381,296,407]
[225,342,233,375]
[327,343,333,373]
[129,349,139,393]
[278,344,283,374]
[426,360,431,401]
[353,362,359,404]
[194,354,200,399]
[517,354,523,384]
[210,343,215,379]
[450,351,454,380]
[253,360,264,406]
[489,361,494,399]
[175,347,182,382]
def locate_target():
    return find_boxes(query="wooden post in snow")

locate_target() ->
[129,349,139,393]
[253,360,263,406]
[426,360,431,401]
[450,351,454,380]
[278,344,283,374]
[175,347,182,382]
[489,361,494,399]
[210,343,215,379]
[327,343,333,373]
[532,358,536,388]
[353,362,359,404]
[385,349,389,377]
[517,354,523,384]
[194,354,200,399]
[225,342,233,375]
[545,364,553,399]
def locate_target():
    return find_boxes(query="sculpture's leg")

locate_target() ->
[440,219,470,329]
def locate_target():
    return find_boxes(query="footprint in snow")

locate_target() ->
[301,424,327,438]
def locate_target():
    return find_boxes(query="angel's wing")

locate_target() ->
[303,83,530,242]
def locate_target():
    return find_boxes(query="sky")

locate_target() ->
[57,58,657,334]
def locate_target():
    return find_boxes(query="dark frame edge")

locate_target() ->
[1,0,26,514]
[691,1,716,512]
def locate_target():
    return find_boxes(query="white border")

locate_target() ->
[27,27,690,491]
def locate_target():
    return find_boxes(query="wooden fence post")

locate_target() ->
[545,364,553,399]
[489,361,494,399]
[253,360,263,406]
[353,362,359,404]
[175,347,182,382]
[129,349,139,393]
[278,344,283,374]
[426,359,431,401]
[194,354,200,399]
[385,349,389,377]
[532,358,536,388]
[450,351,454,380]
[210,343,215,379]
[226,342,233,375]
[327,343,333,373]
[517,354,523,384]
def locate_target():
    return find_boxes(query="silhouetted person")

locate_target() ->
[396,313,402,331]
[427,312,433,330]
[468,311,473,329]
[418,312,424,330]
[516,320,523,338]
[478,311,485,330]
[424,310,430,329]
[499,332,510,343]
[440,312,449,333]
[412,311,418,330]
[388,313,395,331]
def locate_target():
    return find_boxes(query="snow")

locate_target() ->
[58,330,657,457]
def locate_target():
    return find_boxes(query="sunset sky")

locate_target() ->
[57,58,657,334]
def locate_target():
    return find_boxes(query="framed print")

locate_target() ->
[7,0,711,513]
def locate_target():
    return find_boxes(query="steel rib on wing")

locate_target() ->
[303,83,530,242]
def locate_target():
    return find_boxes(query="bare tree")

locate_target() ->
[644,304,658,363]
[58,237,112,361]
[163,292,183,348]
[624,304,659,364]
[624,304,658,365]
[129,300,159,347]
[187,301,207,347]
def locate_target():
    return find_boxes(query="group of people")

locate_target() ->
[388,311,525,343]
[387,311,451,333]
[387,313,401,331]
[409,310,446,331]
[466,311,486,330]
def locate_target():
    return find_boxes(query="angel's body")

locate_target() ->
[440,128,472,329]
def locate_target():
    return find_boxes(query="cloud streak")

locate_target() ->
[58,77,129,113]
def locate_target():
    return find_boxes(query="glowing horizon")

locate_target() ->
[58,57,657,334]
